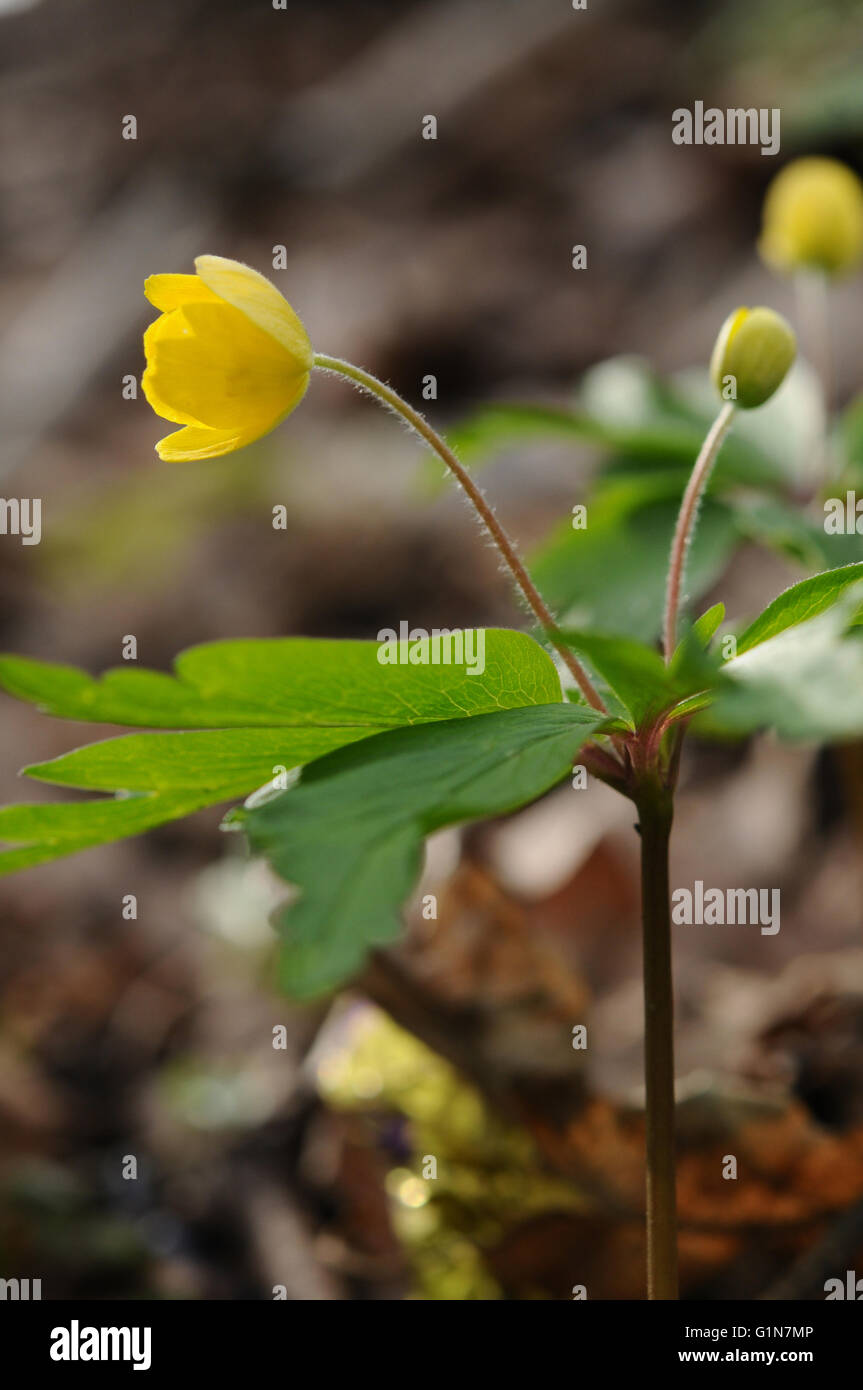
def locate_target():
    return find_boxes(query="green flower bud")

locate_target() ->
[709,306,796,410]
[759,157,863,278]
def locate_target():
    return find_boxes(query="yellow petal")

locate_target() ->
[155,423,256,462]
[142,314,206,426]
[142,317,205,426]
[143,300,308,431]
[194,255,313,366]
[144,274,221,313]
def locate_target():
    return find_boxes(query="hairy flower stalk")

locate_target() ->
[663,401,735,662]
[312,354,605,710]
[142,255,605,711]
[665,305,796,661]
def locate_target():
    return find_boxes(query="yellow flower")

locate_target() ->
[142,256,313,460]
[759,157,863,278]
[710,306,796,409]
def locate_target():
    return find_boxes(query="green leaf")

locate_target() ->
[0,729,371,875]
[0,793,220,875]
[692,602,725,645]
[0,630,564,874]
[736,563,863,655]
[244,703,609,998]
[667,624,723,699]
[530,478,738,640]
[708,586,863,741]
[555,630,669,726]
[0,630,561,729]
[557,620,724,728]
[23,729,333,793]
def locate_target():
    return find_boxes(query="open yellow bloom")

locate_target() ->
[759,157,863,278]
[142,255,313,460]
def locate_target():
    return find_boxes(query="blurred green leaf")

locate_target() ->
[668,624,724,697]
[692,602,726,645]
[0,790,223,875]
[730,492,863,572]
[709,585,863,741]
[420,352,783,501]
[730,494,827,570]
[529,476,738,640]
[431,395,778,492]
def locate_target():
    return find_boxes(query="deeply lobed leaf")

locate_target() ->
[0,631,564,874]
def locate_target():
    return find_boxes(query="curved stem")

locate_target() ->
[663,402,735,664]
[636,778,678,1299]
[313,352,606,713]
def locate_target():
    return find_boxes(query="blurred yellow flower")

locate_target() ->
[759,157,863,278]
[710,305,796,409]
[143,256,313,460]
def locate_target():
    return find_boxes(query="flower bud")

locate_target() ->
[709,306,796,409]
[759,157,863,277]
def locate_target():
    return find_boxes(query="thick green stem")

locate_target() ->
[312,352,606,712]
[636,780,678,1300]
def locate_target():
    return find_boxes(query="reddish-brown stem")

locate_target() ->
[635,774,678,1299]
[663,402,735,663]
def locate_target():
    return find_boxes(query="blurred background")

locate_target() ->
[1,0,863,1300]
